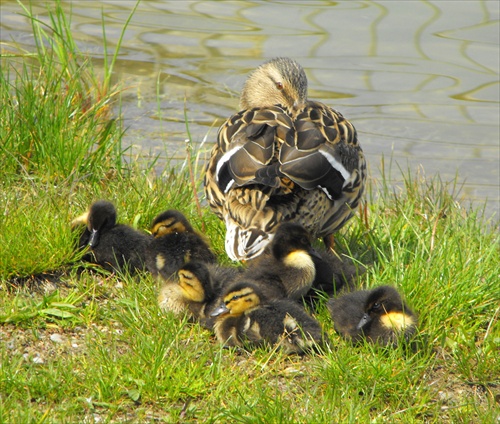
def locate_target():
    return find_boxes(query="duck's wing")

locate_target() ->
[204,105,300,261]
[204,102,366,261]
[204,106,293,215]
[217,107,294,190]
[279,101,365,201]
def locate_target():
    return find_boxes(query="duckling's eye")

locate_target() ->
[275,81,284,90]
[226,295,239,304]
[372,302,381,311]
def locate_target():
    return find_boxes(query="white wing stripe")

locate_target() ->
[215,146,242,183]
[318,150,352,182]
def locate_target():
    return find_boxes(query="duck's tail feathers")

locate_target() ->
[225,223,272,261]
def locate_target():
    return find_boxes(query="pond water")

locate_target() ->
[1,0,499,219]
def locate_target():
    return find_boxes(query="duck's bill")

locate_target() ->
[357,313,371,330]
[210,303,230,317]
[88,228,100,248]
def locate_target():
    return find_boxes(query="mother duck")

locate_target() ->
[204,57,366,261]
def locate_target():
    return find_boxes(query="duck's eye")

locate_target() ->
[179,271,193,280]
[371,302,381,311]
[228,294,240,303]
[276,81,284,90]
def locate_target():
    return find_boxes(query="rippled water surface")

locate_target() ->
[1,1,499,217]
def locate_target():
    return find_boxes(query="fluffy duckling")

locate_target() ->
[204,57,366,261]
[146,210,217,280]
[327,285,417,346]
[75,200,151,273]
[211,281,326,354]
[242,222,322,300]
[158,261,212,318]
[158,260,243,327]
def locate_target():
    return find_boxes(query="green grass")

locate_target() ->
[1,2,499,423]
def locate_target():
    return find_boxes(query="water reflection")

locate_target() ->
[1,0,498,217]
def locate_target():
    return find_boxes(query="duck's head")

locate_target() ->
[240,57,308,111]
[357,286,416,332]
[211,281,262,317]
[177,261,211,303]
[87,200,117,248]
[151,210,194,237]
[271,222,319,265]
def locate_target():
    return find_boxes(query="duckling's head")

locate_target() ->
[271,222,317,264]
[211,281,262,317]
[357,286,416,333]
[177,261,211,303]
[151,210,194,237]
[240,57,308,111]
[87,200,117,248]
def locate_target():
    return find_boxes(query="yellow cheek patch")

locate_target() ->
[179,283,204,302]
[381,312,416,331]
[171,222,187,233]
[227,293,259,315]
[229,300,248,316]
[151,223,164,237]
[152,220,187,237]
[71,211,89,228]
[283,250,315,270]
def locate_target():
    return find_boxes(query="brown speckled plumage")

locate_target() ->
[204,57,366,261]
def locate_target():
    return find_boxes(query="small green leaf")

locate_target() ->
[132,214,142,228]
[39,308,75,318]
[127,389,141,402]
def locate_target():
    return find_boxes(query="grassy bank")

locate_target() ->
[1,2,499,423]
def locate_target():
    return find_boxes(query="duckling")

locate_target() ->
[158,260,243,327]
[146,210,217,280]
[241,222,322,301]
[204,57,366,261]
[158,261,211,318]
[211,281,327,354]
[76,200,151,273]
[327,285,417,346]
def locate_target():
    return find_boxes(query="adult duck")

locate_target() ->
[204,57,366,261]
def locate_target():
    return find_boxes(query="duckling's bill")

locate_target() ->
[88,228,99,248]
[356,313,371,330]
[211,303,230,317]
